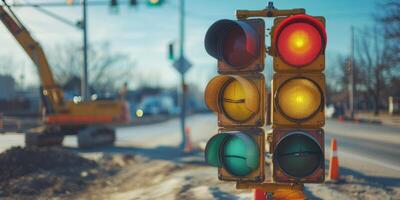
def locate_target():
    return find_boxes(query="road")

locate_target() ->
[0,113,399,199]
[325,120,400,178]
[1,113,399,179]
[113,113,400,180]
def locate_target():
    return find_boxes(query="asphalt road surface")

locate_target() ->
[117,113,400,180]
[324,119,400,185]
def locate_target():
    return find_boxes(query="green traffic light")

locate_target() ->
[205,132,260,177]
[222,133,259,176]
[205,133,228,167]
[147,0,164,6]
[275,132,323,178]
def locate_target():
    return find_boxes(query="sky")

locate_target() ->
[0,0,378,90]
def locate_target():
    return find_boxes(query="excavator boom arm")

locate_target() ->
[0,5,63,108]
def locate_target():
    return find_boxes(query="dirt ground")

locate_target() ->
[0,146,398,200]
[0,147,96,199]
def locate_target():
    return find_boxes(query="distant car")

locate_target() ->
[137,96,173,116]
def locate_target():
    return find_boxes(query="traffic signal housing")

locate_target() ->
[204,74,266,127]
[147,0,164,6]
[129,0,138,6]
[110,0,118,7]
[205,19,265,74]
[204,18,266,183]
[271,73,325,127]
[270,129,324,183]
[205,128,265,182]
[270,14,327,183]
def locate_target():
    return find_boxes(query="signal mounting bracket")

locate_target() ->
[236,3,305,20]
[236,181,304,193]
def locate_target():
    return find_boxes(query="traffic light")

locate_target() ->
[205,128,265,182]
[129,0,138,6]
[147,0,164,7]
[204,18,266,182]
[271,74,325,127]
[270,14,326,183]
[66,0,74,6]
[270,129,324,183]
[271,14,327,72]
[204,74,265,127]
[110,0,118,7]
[204,19,265,73]
[168,42,174,61]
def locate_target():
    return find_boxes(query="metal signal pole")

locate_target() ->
[82,0,89,101]
[179,0,187,150]
[349,26,355,119]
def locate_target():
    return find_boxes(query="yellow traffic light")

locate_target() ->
[272,73,325,127]
[277,78,323,121]
[222,79,255,122]
[205,74,265,127]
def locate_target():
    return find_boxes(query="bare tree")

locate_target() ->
[0,54,18,75]
[377,1,400,64]
[354,26,397,115]
[48,41,136,93]
[328,1,400,115]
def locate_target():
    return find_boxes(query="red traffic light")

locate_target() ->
[205,19,262,68]
[274,14,326,67]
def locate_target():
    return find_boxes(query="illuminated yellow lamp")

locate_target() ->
[136,109,144,118]
[277,78,322,120]
[222,79,254,122]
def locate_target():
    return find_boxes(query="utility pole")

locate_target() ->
[349,26,355,119]
[82,0,89,101]
[179,0,187,150]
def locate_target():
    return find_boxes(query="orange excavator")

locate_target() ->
[0,4,130,148]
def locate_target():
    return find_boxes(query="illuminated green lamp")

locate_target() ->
[205,132,259,176]
[147,0,164,6]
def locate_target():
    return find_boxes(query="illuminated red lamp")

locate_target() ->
[274,14,327,68]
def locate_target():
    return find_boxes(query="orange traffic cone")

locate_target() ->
[338,115,344,123]
[329,138,340,180]
[254,189,266,200]
[183,127,193,153]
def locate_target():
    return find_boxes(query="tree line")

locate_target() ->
[327,0,400,115]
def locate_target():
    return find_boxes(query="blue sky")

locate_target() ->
[0,0,377,89]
